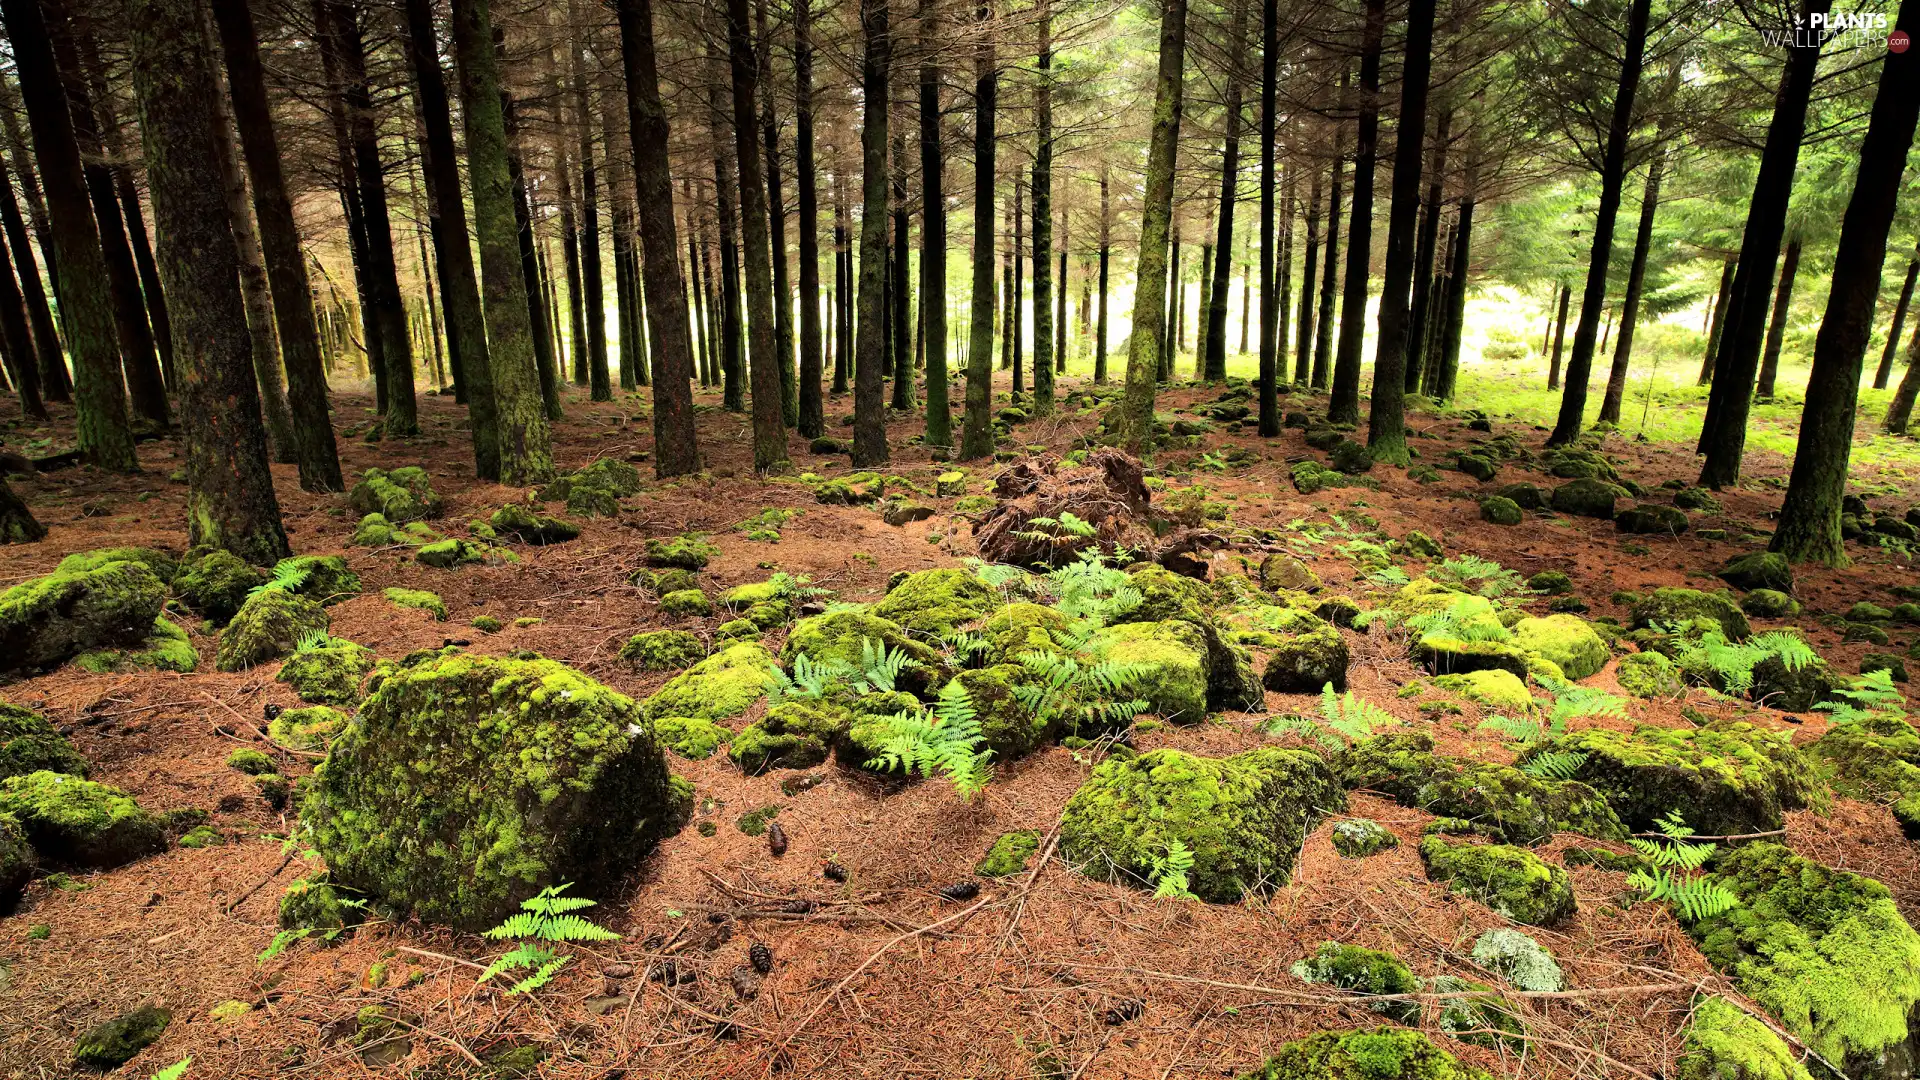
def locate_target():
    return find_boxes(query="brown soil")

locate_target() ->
[2,374,1916,1079]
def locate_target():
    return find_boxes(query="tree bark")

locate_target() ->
[961,1,997,458]
[450,0,553,483]
[1698,254,1735,386]
[1884,312,1920,434]
[1754,237,1801,400]
[1874,242,1919,390]
[0,475,44,544]
[919,0,949,450]
[1328,0,1384,427]
[1364,0,1434,462]
[0,0,134,468]
[603,101,640,391]
[1313,86,1346,391]
[851,0,891,466]
[1405,110,1449,395]
[1031,0,1055,412]
[126,0,289,563]
[708,46,747,414]
[757,0,796,427]
[1294,165,1320,385]
[1547,284,1570,389]
[568,4,610,403]
[502,94,562,422]
[1094,167,1110,384]
[1434,169,1476,401]
[1203,0,1248,385]
[0,219,44,419]
[1116,0,1188,451]
[1772,0,1918,566]
[0,153,66,403]
[559,151,588,386]
[1257,0,1278,421]
[726,0,790,471]
[890,115,913,411]
[1013,179,1025,395]
[1597,142,1670,424]
[795,0,825,439]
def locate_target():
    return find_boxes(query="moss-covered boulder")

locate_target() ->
[1616,651,1683,698]
[1630,588,1751,640]
[0,771,165,868]
[1433,669,1534,710]
[1741,589,1801,619]
[1234,1028,1491,1080]
[278,640,378,706]
[1808,715,1920,837]
[730,701,850,773]
[937,664,1045,757]
[718,579,786,611]
[57,546,178,580]
[0,810,29,908]
[490,503,582,544]
[171,550,264,624]
[1686,843,1920,1073]
[1420,835,1575,925]
[1087,620,1209,723]
[71,1005,172,1072]
[872,568,995,635]
[1336,733,1626,844]
[1616,503,1690,535]
[783,610,946,693]
[1259,554,1320,592]
[1261,610,1349,694]
[644,642,779,721]
[347,466,442,522]
[1117,566,1264,712]
[1719,552,1794,594]
[0,702,88,782]
[303,653,688,930]
[1509,614,1609,681]
[1480,496,1524,526]
[267,705,348,752]
[274,555,361,605]
[384,587,447,621]
[620,629,708,672]
[350,512,405,547]
[653,715,730,760]
[1677,996,1815,1080]
[1289,942,1421,1022]
[73,617,196,674]
[1550,478,1627,519]
[644,534,718,570]
[658,588,712,617]
[1,559,167,672]
[1520,721,1823,835]
[1059,746,1343,903]
[977,603,1076,663]
[217,588,328,671]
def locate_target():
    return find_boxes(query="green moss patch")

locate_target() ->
[268,706,348,752]
[1330,818,1398,858]
[74,616,196,674]
[1234,1028,1491,1080]
[70,1005,171,1072]
[1432,669,1533,711]
[1630,588,1751,640]
[490,503,582,544]
[1336,733,1625,845]
[1509,614,1608,681]
[644,642,778,721]
[653,715,730,760]
[0,771,165,868]
[976,830,1041,877]
[1677,997,1815,1080]
[1,559,167,672]
[1420,835,1575,925]
[0,702,87,781]
[872,568,995,635]
[171,550,264,624]
[384,587,448,621]
[217,588,329,671]
[645,534,719,570]
[730,701,849,773]
[1289,941,1421,1022]
[1616,651,1683,698]
[1088,620,1209,723]
[348,466,442,522]
[620,629,708,672]
[277,640,378,706]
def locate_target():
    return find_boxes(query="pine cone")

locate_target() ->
[728,966,760,1001]
[749,942,773,974]
[1103,999,1145,1025]
[822,861,848,882]
[938,881,980,902]
[767,822,789,858]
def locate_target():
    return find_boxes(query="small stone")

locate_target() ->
[1329,818,1398,858]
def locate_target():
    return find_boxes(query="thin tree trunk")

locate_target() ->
[1256,0,1279,426]
[708,46,746,414]
[1699,255,1735,385]
[754,0,795,427]
[603,102,640,392]
[1195,241,1212,375]
[1028,0,1056,411]
[1884,312,1920,434]
[795,0,825,437]
[1012,179,1025,396]
[1329,0,1385,427]
[726,0,790,470]
[890,115,913,411]
[919,0,949,450]
[1405,110,1449,395]
[1313,89,1347,391]
[1434,166,1477,401]
[961,0,997,459]
[1548,284,1570,389]
[0,0,134,467]
[851,0,891,465]
[1094,166,1110,384]
[1875,242,1919,390]
[1755,237,1802,400]
[0,76,54,291]
[1117,0,1188,450]
[1364,0,1433,461]
[1294,165,1320,385]
[0,153,66,403]
[1773,1,1917,565]
[1598,140,1670,424]
[559,150,588,386]
[0,221,44,419]
[126,0,289,562]
[569,5,610,402]
[1164,233,1179,379]
[1204,0,1249,384]
[503,95,563,422]
[1056,225,1067,371]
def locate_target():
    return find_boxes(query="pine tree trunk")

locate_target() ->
[1884,315,1920,434]
[0,475,43,544]
[919,0,949,450]
[450,0,553,483]
[1195,243,1212,376]
[1598,143,1669,424]
[568,9,610,403]
[961,7,997,459]
[1164,234,1179,380]
[0,156,67,403]
[560,153,588,386]
[1328,0,1384,427]
[1405,110,1449,396]
[1546,0,1651,446]
[1012,180,1025,396]
[794,0,825,438]
[0,221,44,420]
[708,47,747,415]
[1275,171,1293,393]
[1773,0,1918,565]
[726,0,790,471]
[1548,284,1570,389]
[890,117,913,412]
[1057,241,1068,371]
[1203,0,1248,385]
[1094,167,1110,385]
[1364,0,1433,462]
[1294,167,1320,385]
[1699,255,1735,385]
[1754,237,1801,401]
[1117,0,1188,451]
[755,0,796,428]
[1696,0,1828,482]
[503,101,562,422]
[0,76,55,293]
[1031,0,1055,413]
[0,0,134,468]
[1256,0,1279,427]
[126,0,290,563]
[1434,177,1476,401]
[602,101,640,391]
[1313,93,1347,391]
[851,0,891,466]
[1874,244,1919,390]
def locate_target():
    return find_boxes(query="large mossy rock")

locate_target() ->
[1,811,31,908]
[1509,614,1608,681]
[303,653,689,930]
[490,503,582,544]
[1260,609,1349,693]
[1677,997,1815,1080]
[952,664,1052,757]
[1120,565,1264,712]
[1808,715,1920,837]
[1549,478,1627,519]
[729,700,849,773]
[1519,721,1823,835]
[1718,552,1794,594]
[56,546,178,580]
[171,550,265,624]
[1420,834,1575,925]
[1335,733,1626,845]
[1234,1028,1491,1080]
[274,555,362,605]
[978,603,1075,663]
[1615,503,1689,535]
[872,568,995,636]
[1086,620,1209,723]
[216,588,329,671]
[1288,942,1422,1022]
[1059,746,1342,903]
[347,466,442,522]
[74,616,196,674]
[1630,587,1751,640]
[277,640,379,706]
[619,629,708,672]
[1686,842,1920,1076]
[644,642,780,721]
[0,771,165,868]
[0,559,166,672]
[1,701,89,781]
[71,1005,171,1072]
[782,610,945,693]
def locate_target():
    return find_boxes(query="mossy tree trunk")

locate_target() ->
[1884,313,1920,435]
[1364,0,1434,463]
[0,476,43,544]
[567,0,610,403]
[1115,0,1188,452]
[851,0,891,466]
[125,0,290,564]
[918,0,949,450]
[726,0,790,472]
[707,46,747,414]
[1328,0,1383,427]
[1203,0,1247,386]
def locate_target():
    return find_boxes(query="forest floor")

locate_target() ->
[3,365,1919,1080]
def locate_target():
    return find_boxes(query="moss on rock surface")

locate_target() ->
[0,702,87,781]
[645,642,778,721]
[1233,1028,1491,1080]
[279,874,363,933]
[384,587,448,621]
[1741,589,1801,619]
[1331,818,1398,858]
[0,811,29,908]
[1550,478,1627,519]
[278,640,378,706]
[0,771,165,868]
[57,546,178,580]
[1677,996,1815,1080]
[1808,716,1920,837]
[171,550,264,623]
[268,705,348,751]
[1118,566,1264,712]
[1289,941,1421,1022]
[1509,614,1608,681]
[490,503,582,544]
[620,629,708,672]
[1,559,167,672]
[348,466,442,522]
[1088,620,1210,723]
[1616,651,1684,698]
[644,534,718,570]
[1261,610,1350,694]
[70,1005,171,1071]
[652,715,730,759]
[275,555,362,605]
[1630,588,1752,640]
[1718,552,1795,594]
[1432,669,1533,711]
[783,610,945,691]
[1685,842,1920,1071]
[1471,927,1564,992]
[730,701,850,772]
[1259,554,1320,592]
[658,589,712,618]
[1519,721,1823,835]
[872,568,995,635]
[978,603,1076,664]
[1419,835,1575,925]
[976,829,1041,877]
[1480,496,1524,525]
[303,653,687,930]
[217,588,329,671]
[1336,733,1625,845]
[1060,746,1343,902]
[74,617,196,674]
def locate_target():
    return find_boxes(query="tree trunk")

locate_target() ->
[1294,165,1320,385]
[1434,171,1477,401]
[890,117,913,412]
[1057,239,1068,371]
[0,475,44,544]
[1364,0,1434,462]
[1547,283,1570,389]
[851,0,891,466]
[724,0,790,470]
[503,97,562,422]
[1257,0,1283,412]
[835,173,853,394]
[1772,0,1918,565]
[450,0,553,483]
[1884,313,1920,434]
[0,221,45,419]
[961,1,996,458]
[1195,242,1212,375]
[795,0,825,438]
[1546,0,1651,446]
[617,0,700,476]
[1699,254,1735,385]
[0,0,134,468]
[1405,110,1450,395]
[603,103,640,392]
[1598,143,1670,424]
[1274,169,1293,396]
[919,0,949,449]
[559,152,588,386]
[568,5,610,403]
[758,0,796,428]
[1874,242,1919,390]
[1030,0,1055,412]
[1094,167,1110,384]
[1203,0,1248,385]
[1696,0,1828,482]
[126,0,289,562]
[708,47,747,415]
[1164,233,1179,380]
[0,75,55,292]
[1754,237,1801,400]
[1116,0,1188,451]
[1328,0,1384,427]
[1012,179,1025,396]
[0,154,67,403]
[1313,88,1346,391]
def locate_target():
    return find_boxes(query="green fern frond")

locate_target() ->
[507,955,573,995]
[863,681,994,799]
[293,628,333,653]
[149,1060,193,1080]
[1519,750,1589,780]
[1148,838,1198,900]
[1479,715,1544,743]
[257,927,312,963]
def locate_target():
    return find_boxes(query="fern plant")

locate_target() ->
[1013,650,1153,731]
[1626,813,1739,922]
[293,628,335,654]
[765,652,855,703]
[1519,751,1590,780]
[150,1061,192,1080]
[1479,679,1624,746]
[1264,683,1394,751]
[1662,623,1817,699]
[1406,596,1512,644]
[1432,555,1528,598]
[248,561,311,599]
[1044,548,1142,629]
[258,893,371,962]
[1814,668,1907,726]
[852,638,922,693]
[768,572,833,606]
[479,883,621,996]
[863,680,993,798]
[1147,838,1199,900]
[1365,566,1413,588]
